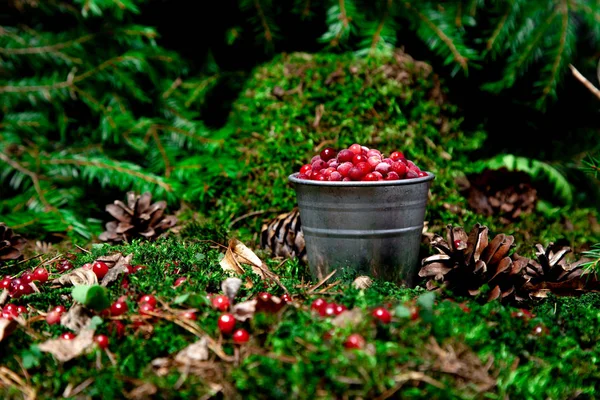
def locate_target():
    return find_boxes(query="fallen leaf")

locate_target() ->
[174,337,210,364]
[231,300,257,321]
[219,244,245,275]
[60,303,93,333]
[101,253,134,286]
[0,289,7,306]
[352,276,373,289]
[221,277,242,303]
[54,268,98,286]
[331,308,363,328]
[38,327,95,362]
[219,239,282,289]
[0,317,17,342]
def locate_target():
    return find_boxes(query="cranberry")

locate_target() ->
[374,162,390,174]
[311,155,322,164]
[110,301,128,316]
[417,171,428,177]
[46,310,63,325]
[313,174,326,181]
[109,320,125,338]
[139,302,155,315]
[281,293,292,303]
[94,334,109,349]
[344,333,365,349]
[0,276,11,290]
[337,149,355,163]
[329,171,342,181]
[349,144,363,155]
[321,167,335,177]
[32,267,49,283]
[391,161,407,177]
[333,304,347,315]
[232,328,250,344]
[320,147,337,162]
[211,295,230,311]
[61,332,76,340]
[16,305,27,315]
[2,304,19,319]
[372,307,392,324]
[139,294,157,308]
[311,298,328,313]
[366,156,381,168]
[390,151,405,161]
[134,265,147,273]
[54,305,66,314]
[299,164,312,174]
[406,169,419,179]
[124,264,136,274]
[361,146,369,154]
[21,272,33,284]
[57,260,73,272]
[348,167,365,181]
[92,261,109,279]
[217,313,236,334]
[352,154,367,165]
[182,311,197,320]
[319,303,337,317]
[121,277,130,289]
[366,149,382,158]
[453,240,463,249]
[411,309,419,320]
[174,277,187,287]
[363,173,378,181]
[336,162,353,177]
[311,160,327,172]
[81,263,93,270]
[356,162,372,175]
[385,171,400,180]
[407,160,420,171]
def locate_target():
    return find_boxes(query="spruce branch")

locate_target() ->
[0,151,51,210]
[369,0,393,55]
[569,64,600,100]
[253,0,274,43]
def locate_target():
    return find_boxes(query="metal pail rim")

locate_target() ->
[288,171,435,187]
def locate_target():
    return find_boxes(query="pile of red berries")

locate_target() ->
[296,144,427,182]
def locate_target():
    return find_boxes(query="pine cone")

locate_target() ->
[520,243,598,298]
[458,168,537,223]
[260,208,307,264]
[98,192,177,243]
[419,223,529,302]
[0,223,27,262]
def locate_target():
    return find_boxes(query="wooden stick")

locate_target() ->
[569,64,600,100]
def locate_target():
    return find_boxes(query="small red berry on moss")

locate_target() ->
[33,267,49,283]
[372,307,392,324]
[344,333,365,349]
[232,328,250,344]
[333,304,347,315]
[2,304,19,319]
[139,294,157,308]
[0,276,11,290]
[281,293,292,303]
[139,302,155,315]
[174,277,187,287]
[21,272,33,284]
[46,310,63,325]
[92,261,109,279]
[61,332,76,340]
[211,295,230,311]
[134,265,147,273]
[218,313,236,334]
[109,320,125,338]
[54,305,66,314]
[94,334,109,349]
[320,303,337,317]
[16,305,27,315]
[182,311,197,320]
[110,300,128,316]
[311,298,328,313]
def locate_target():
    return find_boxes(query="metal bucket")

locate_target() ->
[289,172,435,287]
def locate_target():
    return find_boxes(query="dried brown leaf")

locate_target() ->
[221,277,242,302]
[352,276,372,289]
[331,308,362,328]
[101,253,134,286]
[38,328,95,362]
[174,337,210,364]
[60,303,93,333]
[0,317,17,342]
[231,300,257,322]
[54,268,98,286]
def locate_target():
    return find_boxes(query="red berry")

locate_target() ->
[134,265,147,273]
[311,298,328,313]
[320,303,337,317]
[391,161,407,177]
[232,328,250,344]
[82,263,93,270]
[329,171,342,181]
[139,302,155,315]
[211,295,230,311]
[16,305,27,315]
[349,144,362,155]
[385,171,400,180]
[21,272,33,284]
[311,160,327,172]
[406,169,419,179]
[182,310,197,320]
[390,151,405,161]
[54,305,66,314]
[46,310,63,325]
[344,333,365,349]
[366,149,382,158]
[32,267,49,283]
[372,307,392,324]
[299,164,312,174]
[174,277,187,287]
[139,294,157,308]
[2,304,19,319]
[337,149,355,163]
[94,334,109,349]
[356,162,372,175]
[417,171,428,177]
[124,264,136,274]
[336,162,353,177]
[362,173,378,181]
[110,301,128,316]
[352,154,368,165]
[217,313,236,334]
[453,240,463,249]
[348,166,365,181]
[410,309,419,320]
[61,332,76,340]
[333,304,347,315]
[320,147,337,162]
[57,260,73,272]
[109,320,125,337]
[92,261,109,279]
[281,293,292,303]
[0,276,11,290]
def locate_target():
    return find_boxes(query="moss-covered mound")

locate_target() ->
[1,237,600,399]
[207,50,599,254]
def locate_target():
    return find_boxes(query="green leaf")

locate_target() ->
[89,316,104,329]
[416,292,436,310]
[21,345,42,369]
[173,293,190,304]
[72,285,111,311]
[394,305,412,318]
